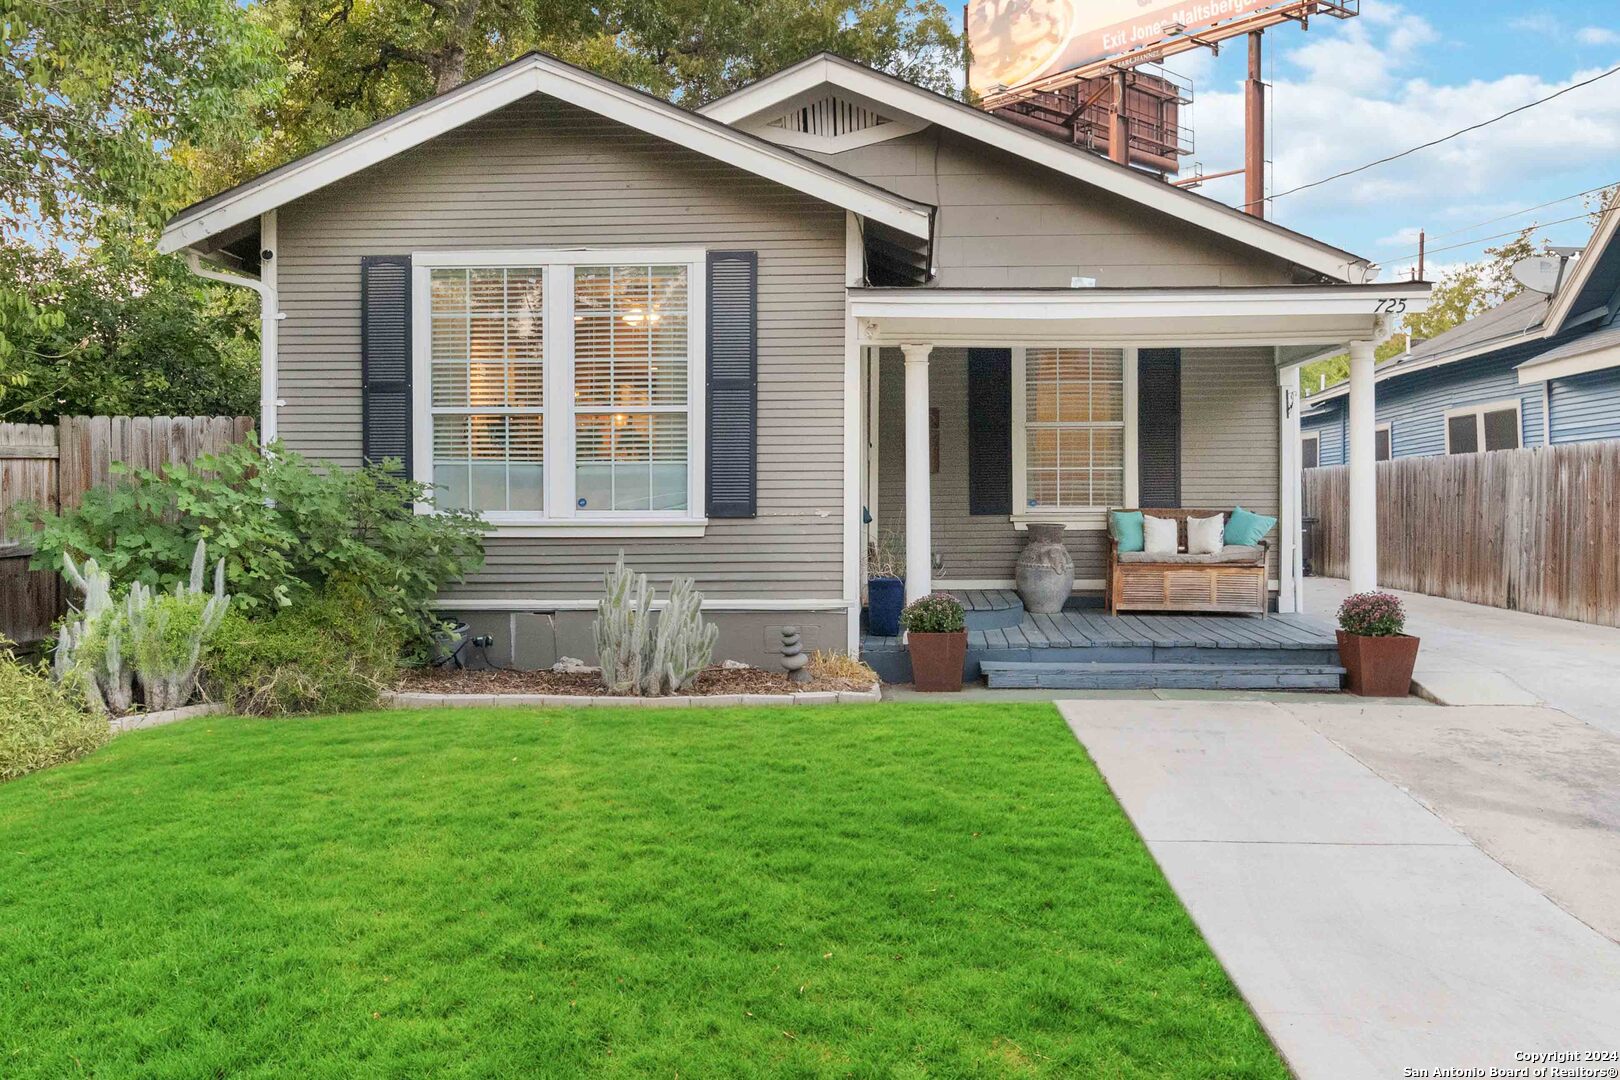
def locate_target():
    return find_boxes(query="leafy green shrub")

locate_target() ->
[201,584,405,716]
[900,593,965,634]
[28,438,486,652]
[1,640,109,782]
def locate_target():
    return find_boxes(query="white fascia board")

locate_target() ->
[160,57,932,254]
[1517,341,1620,384]
[1544,202,1620,335]
[704,56,1372,284]
[848,284,1430,322]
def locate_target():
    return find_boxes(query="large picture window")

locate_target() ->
[414,249,705,530]
[1018,347,1127,512]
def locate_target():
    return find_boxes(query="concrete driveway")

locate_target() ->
[1307,577,1620,735]
[1061,698,1620,1078]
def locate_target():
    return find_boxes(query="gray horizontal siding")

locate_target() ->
[1181,347,1280,580]
[275,95,849,602]
[1549,365,1620,444]
[876,346,1281,586]
[1303,405,1345,468]
[808,128,1303,288]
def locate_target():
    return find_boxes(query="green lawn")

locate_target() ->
[0,705,1283,1078]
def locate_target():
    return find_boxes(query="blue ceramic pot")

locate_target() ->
[867,576,905,637]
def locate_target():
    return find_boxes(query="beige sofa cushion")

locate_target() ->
[1119,545,1264,566]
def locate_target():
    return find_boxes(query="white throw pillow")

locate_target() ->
[1187,514,1225,556]
[1143,515,1179,556]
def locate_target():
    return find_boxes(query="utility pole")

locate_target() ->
[1109,69,1131,165]
[1244,30,1266,218]
[1417,229,1427,281]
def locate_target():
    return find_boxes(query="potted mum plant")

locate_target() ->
[865,530,906,638]
[1336,591,1420,697]
[901,592,967,692]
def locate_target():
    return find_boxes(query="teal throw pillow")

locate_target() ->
[1224,506,1278,547]
[1110,510,1145,553]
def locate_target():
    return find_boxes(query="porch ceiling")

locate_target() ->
[850,283,1431,350]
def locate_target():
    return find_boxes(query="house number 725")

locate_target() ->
[1374,298,1409,314]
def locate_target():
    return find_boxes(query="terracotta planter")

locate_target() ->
[1336,630,1420,697]
[908,631,967,692]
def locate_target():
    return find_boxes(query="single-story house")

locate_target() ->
[1303,198,1620,466]
[159,51,1427,668]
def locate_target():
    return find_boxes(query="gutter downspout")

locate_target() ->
[183,209,279,444]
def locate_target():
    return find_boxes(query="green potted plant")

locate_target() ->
[900,592,966,693]
[1335,591,1419,697]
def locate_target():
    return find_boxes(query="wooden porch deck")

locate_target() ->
[862,590,1343,689]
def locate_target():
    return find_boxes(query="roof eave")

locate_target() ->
[701,52,1374,284]
[160,53,934,254]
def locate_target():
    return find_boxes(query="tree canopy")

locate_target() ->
[2,0,960,421]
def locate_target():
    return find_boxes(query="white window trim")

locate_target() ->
[411,246,708,535]
[1300,431,1321,469]
[1374,421,1392,462]
[1443,398,1522,455]
[1010,345,1139,531]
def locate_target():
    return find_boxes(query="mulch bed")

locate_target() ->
[397,664,876,697]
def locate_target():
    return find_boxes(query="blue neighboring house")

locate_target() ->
[1302,201,1620,467]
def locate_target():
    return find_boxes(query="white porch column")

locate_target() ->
[1347,338,1378,593]
[901,343,933,603]
[1277,363,1302,613]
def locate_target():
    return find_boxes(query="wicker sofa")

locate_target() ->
[1105,508,1270,617]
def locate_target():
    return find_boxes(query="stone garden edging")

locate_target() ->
[382,686,882,710]
[109,701,230,733]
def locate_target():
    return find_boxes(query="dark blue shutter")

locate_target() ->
[967,348,1013,515]
[360,255,412,478]
[1137,348,1181,508]
[706,251,757,517]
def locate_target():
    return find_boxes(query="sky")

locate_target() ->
[1154,0,1620,281]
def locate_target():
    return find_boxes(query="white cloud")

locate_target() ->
[1576,26,1620,46]
[1181,2,1620,267]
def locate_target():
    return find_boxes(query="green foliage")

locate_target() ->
[1300,230,1550,401]
[28,439,487,649]
[1,0,278,242]
[0,640,109,782]
[0,237,257,422]
[196,0,962,190]
[202,584,405,716]
[899,592,965,634]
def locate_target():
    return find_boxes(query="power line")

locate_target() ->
[1381,210,1596,266]
[1240,62,1620,210]
[1379,180,1620,254]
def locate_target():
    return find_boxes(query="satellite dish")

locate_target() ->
[1511,254,1566,295]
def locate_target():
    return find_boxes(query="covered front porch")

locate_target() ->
[850,282,1429,684]
[863,589,1342,689]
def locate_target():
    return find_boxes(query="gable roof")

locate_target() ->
[700,53,1374,284]
[159,52,934,255]
[1544,195,1620,334]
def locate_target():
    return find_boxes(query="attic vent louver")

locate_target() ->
[767,95,892,138]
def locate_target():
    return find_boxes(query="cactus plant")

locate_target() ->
[123,540,231,712]
[594,552,717,696]
[53,553,133,714]
[53,539,229,714]
[647,575,719,694]
[595,553,654,694]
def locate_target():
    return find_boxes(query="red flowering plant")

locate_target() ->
[1337,591,1406,638]
[900,593,966,635]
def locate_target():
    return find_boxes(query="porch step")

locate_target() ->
[951,589,1025,632]
[981,661,1345,691]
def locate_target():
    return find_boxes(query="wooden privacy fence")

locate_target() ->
[1,416,254,645]
[1303,441,1620,627]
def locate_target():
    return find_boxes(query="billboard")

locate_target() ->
[968,0,1288,96]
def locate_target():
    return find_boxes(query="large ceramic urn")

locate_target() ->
[1015,522,1074,614]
